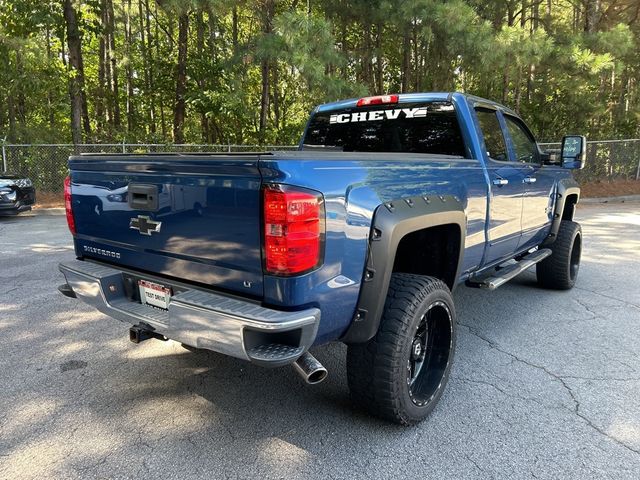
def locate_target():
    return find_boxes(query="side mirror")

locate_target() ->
[561,135,587,170]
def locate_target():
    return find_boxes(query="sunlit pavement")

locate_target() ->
[1,203,639,479]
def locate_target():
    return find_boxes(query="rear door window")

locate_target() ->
[302,102,466,157]
[475,108,508,162]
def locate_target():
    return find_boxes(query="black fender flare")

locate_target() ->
[545,178,580,245]
[341,194,466,344]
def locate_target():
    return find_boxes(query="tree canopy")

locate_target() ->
[0,0,638,145]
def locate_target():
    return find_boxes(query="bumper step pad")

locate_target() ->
[247,344,304,363]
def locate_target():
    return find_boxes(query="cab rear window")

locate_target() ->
[302,101,465,157]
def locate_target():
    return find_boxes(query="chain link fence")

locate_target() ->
[1,143,299,194]
[539,139,640,183]
[1,140,639,196]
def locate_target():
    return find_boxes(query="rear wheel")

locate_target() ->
[347,274,456,425]
[537,220,582,290]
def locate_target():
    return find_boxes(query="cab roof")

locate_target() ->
[314,92,517,117]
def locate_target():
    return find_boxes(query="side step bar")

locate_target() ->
[466,248,552,290]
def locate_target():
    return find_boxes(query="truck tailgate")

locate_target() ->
[69,154,265,297]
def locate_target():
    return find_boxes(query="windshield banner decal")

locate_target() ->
[329,107,428,124]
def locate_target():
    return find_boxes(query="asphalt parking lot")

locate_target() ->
[1,203,639,479]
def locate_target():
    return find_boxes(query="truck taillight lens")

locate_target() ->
[263,185,325,275]
[64,175,76,235]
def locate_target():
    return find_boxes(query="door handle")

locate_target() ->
[492,178,509,186]
[523,177,537,184]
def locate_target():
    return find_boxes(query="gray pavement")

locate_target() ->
[1,203,639,479]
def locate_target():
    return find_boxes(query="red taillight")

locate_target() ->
[356,94,399,107]
[64,175,76,235]
[263,185,324,275]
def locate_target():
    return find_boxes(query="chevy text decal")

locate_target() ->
[329,107,428,124]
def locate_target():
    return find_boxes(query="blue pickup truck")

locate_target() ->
[58,92,586,424]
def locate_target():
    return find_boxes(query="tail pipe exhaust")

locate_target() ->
[293,352,328,385]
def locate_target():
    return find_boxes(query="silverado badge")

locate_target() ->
[130,215,161,236]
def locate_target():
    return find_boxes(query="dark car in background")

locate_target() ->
[0,174,36,216]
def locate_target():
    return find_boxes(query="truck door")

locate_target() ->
[503,114,556,249]
[475,107,527,264]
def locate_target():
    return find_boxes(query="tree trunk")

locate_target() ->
[173,12,189,144]
[375,21,383,94]
[259,0,274,140]
[272,64,280,136]
[527,63,535,102]
[207,6,217,64]
[125,0,135,133]
[207,7,218,143]
[0,93,6,139]
[63,0,86,146]
[401,29,410,93]
[412,22,420,91]
[79,56,91,137]
[155,1,166,139]
[15,51,26,128]
[259,61,269,139]
[232,7,239,54]
[97,21,106,129]
[502,71,510,104]
[196,10,204,60]
[532,0,539,30]
[102,0,113,125]
[362,20,372,91]
[143,0,156,134]
[196,9,209,143]
[106,0,121,128]
[138,0,149,134]
[400,23,411,93]
[341,21,348,81]
[514,69,522,112]
[46,24,55,129]
[544,0,552,31]
[7,94,16,142]
[584,0,600,33]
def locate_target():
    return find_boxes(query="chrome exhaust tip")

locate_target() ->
[293,352,328,385]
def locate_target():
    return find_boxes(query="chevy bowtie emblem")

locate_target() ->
[130,215,162,236]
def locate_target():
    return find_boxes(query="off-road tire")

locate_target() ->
[347,273,456,425]
[537,220,582,290]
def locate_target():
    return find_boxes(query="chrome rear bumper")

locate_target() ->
[59,260,320,367]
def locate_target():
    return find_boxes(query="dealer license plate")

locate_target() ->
[138,280,172,310]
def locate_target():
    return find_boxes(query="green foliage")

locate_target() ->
[0,0,639,144]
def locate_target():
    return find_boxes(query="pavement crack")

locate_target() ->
[573,298,598,318]
[458,377,510,397]
[574,286,640,311]
[570,396,640,456]
[560,374,640,382]
[0,286,21,296]
[71,449,116,474]
[457,376,564,414]
[460,451,486,474]
[460,322,640,456]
